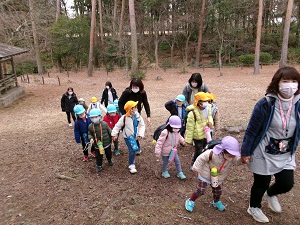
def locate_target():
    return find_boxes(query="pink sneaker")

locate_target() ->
[90,151,96,157]
[83,156,89,162]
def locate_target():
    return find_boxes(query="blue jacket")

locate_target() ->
[241,96,300,156]
[74,114,92,144]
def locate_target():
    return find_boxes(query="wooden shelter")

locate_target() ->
[0,43,28,95]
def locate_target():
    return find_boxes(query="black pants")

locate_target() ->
[95,145,112,167]
[250,169,294,208]
[81,139,95,156]
[66,111,76,123]
[192,139,207,164]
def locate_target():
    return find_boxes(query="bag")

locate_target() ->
[127,135,140,151]
[168,146,177,162]
[202,139,222,154]
[265,137,292,155]
[153,124,167,141]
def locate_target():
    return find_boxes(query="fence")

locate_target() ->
[0,74,18,95]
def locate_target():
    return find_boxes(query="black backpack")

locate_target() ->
[202,139,222,154]
[153,124,167,141]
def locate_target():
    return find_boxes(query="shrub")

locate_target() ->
[238,54,254,66]
[288,48,300,63]
[130,70,146,79]
[260,52,272,64]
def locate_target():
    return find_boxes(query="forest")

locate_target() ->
[0,0,299,76]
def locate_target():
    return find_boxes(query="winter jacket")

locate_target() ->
[88,121,112,148]
[182,82,209,105]
[111,112,145,139]
[155,129,185,157]
[211,102,219,131]
[103,113,121,129]
[165,99,187,119]
[241,95,300,156]
[74,114,92,143]
[61,92,78,112]
[192,149,241,182]
[100,87,118,107]
[185,105,213,144]
[118,87,151,117]
[87,102,107,115]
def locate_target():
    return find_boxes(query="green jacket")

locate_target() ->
[88,121,112,148]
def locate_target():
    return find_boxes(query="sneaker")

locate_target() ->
[162,171,170,178]
[90,151,96,157]
[212,200,226,211]
[185,199,195,212]
[266,194,282,213]
[69,123,72,127]
[247,207,269,223]
[108,160,114,166]
[83,156,88,162]
[135,150,142,155]
[177,172,186,180]
[128,164,137,174]
[114,149,120,155]
[96,166,102,174]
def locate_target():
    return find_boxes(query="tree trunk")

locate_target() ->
[56,0,60,22]
[128,0,138,74]
[279,0,294,68]
[87,0,96,77]
[29,0,43,75]
[254,0,263,75]
[194,0,206,68]
[113,0,118,36]
[118,0,126,66]
[98,0,105,53]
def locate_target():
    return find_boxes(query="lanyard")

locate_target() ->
[219,159,227,173]
[92,123,103,142]
[278,97,293,136]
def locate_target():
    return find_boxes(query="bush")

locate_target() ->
[288,48,300,63]
[130,70,146,79]
[238,52,272,66]
[260,52,272,64]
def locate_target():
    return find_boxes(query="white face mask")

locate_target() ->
[200,101,209,108]
[91,118,99,123]
[279,82,298,98]
[191,82,198,88]
[132,88,139,93]
[173,128,180,132]
[106,86,110,89]
[68,91,73,95]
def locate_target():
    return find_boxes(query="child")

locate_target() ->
[111,100,145,174]
[155,115,187,179]
[87,96,107,116]
[165,94,187,136]
[114,99,122,115]
[185,92,213,165]
[207,92,219,138]
[100,81,118,107]
[103,104,122,155]
[78,98,88,111]
[61,87,78,126]
[73,104,96,161]
[88,108,113,174]
[185,136,241,212]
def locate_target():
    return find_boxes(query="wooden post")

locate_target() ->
[48,72,50,77]
[27,74,30,83]
[202,65,205,71]
[57,76,61,85]
[42,76,44,84]
[67,70,69,77]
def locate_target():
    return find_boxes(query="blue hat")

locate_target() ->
[113,99,119,107]
[107,104,117,113]
[89,108,101,117]
[176,94,185,102]
[74,105,85,114]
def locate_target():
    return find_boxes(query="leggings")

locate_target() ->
[161,152,183,173]
[192,139,207,164]
[190,179,222,202]
[95,145,112,167]
[250,169,294,208]
[66,111,76,123]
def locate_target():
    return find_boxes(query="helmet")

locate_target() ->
[73,104,85,114]
[89,108,101,117]
[91,96,98,103]
[107,104,117,113]
[113,99,119,107]
[176,94,185,102]
[78,98,85,102]
[168,115,182,128]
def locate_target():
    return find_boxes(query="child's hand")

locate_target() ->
[208,122,213,128]
[193,170,198,177]
[241,156,250,164]
[137,136,142,140]
[90,139,94,144]
[112,136,116,141]
[182,142,188,147]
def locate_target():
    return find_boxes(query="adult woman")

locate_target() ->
[241,67,300,223]
[182,73,209,105]
[100,81,118,107]
[61,87,78,126]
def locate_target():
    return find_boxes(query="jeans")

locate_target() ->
[250,169,294,208]
[162,152,183,173]
[124,138,137,165]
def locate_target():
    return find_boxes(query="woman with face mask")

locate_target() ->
[182,73,210,105]
[100,81,118,107]
[118,78,151,155]
[61,87,78,126]
[241,67,300,223]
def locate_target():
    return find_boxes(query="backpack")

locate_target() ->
[202,139,222,160]
[153,124,167,141]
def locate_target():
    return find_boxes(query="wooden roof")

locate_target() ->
[0,43,29,60]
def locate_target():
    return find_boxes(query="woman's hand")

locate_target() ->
[147,117,151,126]
[90,139,94,144]
[241,156,250,164]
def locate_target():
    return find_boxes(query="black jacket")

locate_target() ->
[61,93,78,112]
[100,87,118,107]
[118,87,151,117]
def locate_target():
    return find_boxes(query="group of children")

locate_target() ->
[70,79,243,215]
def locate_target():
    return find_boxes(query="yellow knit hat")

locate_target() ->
[193,92,210,106]
[124,100,138,116]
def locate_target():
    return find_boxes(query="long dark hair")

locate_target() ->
[266,67,300,95]
[105,81,112,88]
[188,73,203,88]
[129,78,145,93]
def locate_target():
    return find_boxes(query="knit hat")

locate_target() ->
[91,96,98,103]
[176,94,186,102]
[124,100,138,116]
[213,136,240,156]
[193,92,210,106]
[207,92,216,101]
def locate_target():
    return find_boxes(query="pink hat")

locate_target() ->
[212,136,240,156]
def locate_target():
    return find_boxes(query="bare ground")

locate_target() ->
[1,65,300,225]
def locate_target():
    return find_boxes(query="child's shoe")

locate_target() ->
[162,171,170,178]
[96,166,102,174]
[128,164,137,174]
[135,149,142,155]
[108,160,114,166]
[177,172,186,180]
[185,199,195,212]
[83,155,89,162]
[114,149,120,155]
[212,200,226,211]
[90,151,96,157]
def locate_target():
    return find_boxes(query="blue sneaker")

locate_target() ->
[212,200,226,211]
[162,171,170,178]
[177,172,186,180]
[114,149,120,155]
[185,199,195,212]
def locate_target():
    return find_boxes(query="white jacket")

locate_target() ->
[87,102,107,115]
